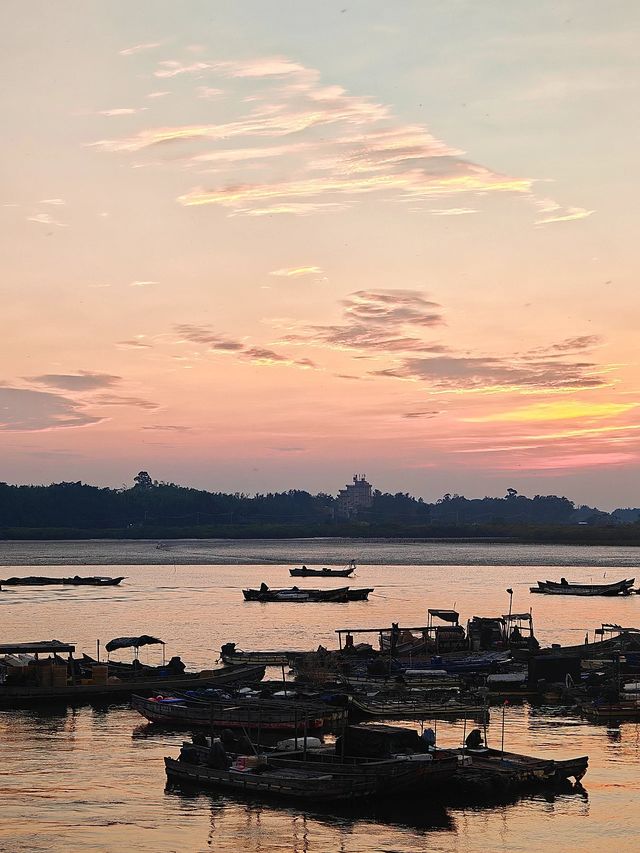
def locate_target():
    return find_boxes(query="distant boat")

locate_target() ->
[531,578,634,596]
[243,585,373,602]
[290,561,356,578]
[0,575,124,587]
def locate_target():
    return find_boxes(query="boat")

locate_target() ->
[243,585,373,603]
[456,747,588,786]
[539,624,640,658]
[531,578,634,596]
[166,727,458,800]
[0,575,125,587]
[219,643,305,667]
[132,692,346,730]
[349,693,488,720]
[0,640,266,708]
[290,561,356,578]
[580,699,640,720]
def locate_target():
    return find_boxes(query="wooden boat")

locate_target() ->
[243,586,373,603]
[531,578,634,596]
[349,693,488,720]
[290,561,356,578]
[0,575,125,587]
[166,736,457,800]
[219,643,304,667]
[457,747,588,785]
[132,692,345,730]
[580,699,640,720]
[0,640,266,708]
[540,624,640,658]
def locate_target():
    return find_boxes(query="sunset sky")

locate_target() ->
[2,1,639,508]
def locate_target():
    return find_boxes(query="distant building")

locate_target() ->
[336,474,373,518]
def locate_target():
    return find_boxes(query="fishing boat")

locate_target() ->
[219,642,304,667]
[349,693,488,720]
[166,729,458,800]
[0,575,125,587]
[580,698,640,720]
[0,639,266,708]
[290,561,356,578]
[132,692,345,730]
[531,578,634,596]
[243,585,373,602]
[457,747,588,786]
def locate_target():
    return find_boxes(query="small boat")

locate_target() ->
[290,561,356,578]
[581,699,640,720]
[349,693,488,720]
[531,578,634,596]
[219,643,305,667]
[456,747,588,786]
[243,585,373,603]
[0,575,125,587]
[132,692,345,730]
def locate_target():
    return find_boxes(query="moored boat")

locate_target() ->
[243,585,373,602]
[531,578,634,596]
[0,575,125,587]
[290,561,356,578]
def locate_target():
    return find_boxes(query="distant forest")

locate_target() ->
[1,473,639,543]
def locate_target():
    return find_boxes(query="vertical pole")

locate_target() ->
[303,713,308,760]
[462,715,467,753]
[96,639,100,663]
[281,664,287,696]
[501,703,506,760]
[294,708,298,750]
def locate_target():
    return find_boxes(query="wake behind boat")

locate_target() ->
[531,577,634,596]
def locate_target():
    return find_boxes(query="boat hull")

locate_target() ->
[531,578,634,596]
[0,664,266,708]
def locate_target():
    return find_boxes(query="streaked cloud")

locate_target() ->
[130,280,159,287]
[93,393,158,410]
[27,212,66,227]
[269,266,323,278]
[374,354,607,393]
[146,91,171,99]
[141,424,192,432]
[278,289,445,354]
[97,108,146,117]
[92,54,561,219]
[465,401,637,424]
[39,198,66,206]
[533,197,595,226]
[27,371,121,391]
[0,387,104,431]
[117,339,153,349]
[175,323,317,369]
[120,42,165,56]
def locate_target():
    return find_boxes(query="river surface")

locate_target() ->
[1,540,639,852]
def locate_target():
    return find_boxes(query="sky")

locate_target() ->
[1,1,639,508]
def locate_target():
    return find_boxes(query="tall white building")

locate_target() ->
[336,474,373,518]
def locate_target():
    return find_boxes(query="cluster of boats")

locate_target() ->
[4,562,640,809]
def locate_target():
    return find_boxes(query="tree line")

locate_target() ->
[0,474,637,541]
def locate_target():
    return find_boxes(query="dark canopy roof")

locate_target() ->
[105,635,164,653]
[0,640,76,655]
[428,609,459,623]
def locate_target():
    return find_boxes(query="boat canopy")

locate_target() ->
[427,609,459,623]
[502,613,533,621]
[105,635,164,652]
[0,640,76,655]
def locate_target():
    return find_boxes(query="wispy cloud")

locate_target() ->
[130,280,159,287]
[93,393,158,410]
[93,54,575,220]
[175,323,317,369]
[27,371,121,391]
[278,289,446,354]
[27,212,66,227]
[120,41,165,56]
[465,401,636,423]
[0,387,104,431]
[97,108,146,117]
[146,91,171,99]
[269,266,323,278]
[533,197,595,226]
[39,198,65,206]
[373,354,607,393]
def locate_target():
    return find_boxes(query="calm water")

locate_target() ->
[1,540,639,852]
